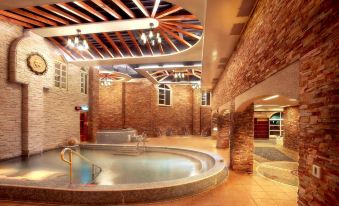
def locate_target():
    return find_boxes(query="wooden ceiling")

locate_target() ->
[0,0,203,60]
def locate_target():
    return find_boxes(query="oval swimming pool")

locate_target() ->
[0,145,227,204]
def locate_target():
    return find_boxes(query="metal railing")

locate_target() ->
[60,148,102,184]
[136,132,147,151]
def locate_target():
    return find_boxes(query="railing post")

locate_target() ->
[69,151,72,184]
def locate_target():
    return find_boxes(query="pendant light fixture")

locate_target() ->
[140,23,162,46]
[67,29,89,51]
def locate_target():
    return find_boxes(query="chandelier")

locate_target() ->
[140,23,162,46]
[67,29,89,51]
[192,83,201,89]
[173,72,185,81]
[100,77,113,86]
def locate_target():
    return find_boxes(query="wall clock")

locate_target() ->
[27,53,47,75]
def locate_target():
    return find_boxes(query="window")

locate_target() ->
[158,84,171,106]
[80,68,88,94]
[269,112,284,137]
[55,61,67,89]
[201,91,211,106]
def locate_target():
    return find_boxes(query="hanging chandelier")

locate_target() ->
[173,72,185,81]
[67,29,89,51]
[100,77,113,86]
[140,23,162,46]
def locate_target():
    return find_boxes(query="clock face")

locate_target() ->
[27,53,47,75]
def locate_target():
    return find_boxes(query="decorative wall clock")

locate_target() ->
[27,53,47,75]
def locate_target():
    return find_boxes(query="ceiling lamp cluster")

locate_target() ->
[67,29,89,51]
[140,23,162,46]
[192,83,201,89]
[100,77,113,86]
[173,72,185,81]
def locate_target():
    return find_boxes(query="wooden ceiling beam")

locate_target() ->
[0,10,45,27]
[47,37,77,60]
[56,3,95,22]
[155,5,182,19]
[158,29,179,52]
[131,0,149,17]
[115,32,133,56]
[151,0,160,18]
[81,34,105,59]
[146,40,154,56]
[0,14,34,28]
[158,42,164,54]
[111,0,135,18]
[162,21,203,30]
[160,25,191,47]
[91,34,114,58]
[158,15,196,21]
[127,31,143,56]
[102,32,124,57]
[41,5,81,23]
[26,7,69,25]
[91,0,121,19]
[11,9,58,26]
[74,1,108,21]
[161,23,200,40]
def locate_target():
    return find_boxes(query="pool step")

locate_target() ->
[111,147,143,156]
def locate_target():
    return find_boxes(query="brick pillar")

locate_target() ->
[216,113,232,148]
[192,89,201,135]
[88,67,99,142]
[22,84,44,156]
[283,106,299,151]
[231,104,254,173]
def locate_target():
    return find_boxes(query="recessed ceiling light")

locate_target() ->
[263,95,279,101]
[255,105,263,108]
[289,98,297,101]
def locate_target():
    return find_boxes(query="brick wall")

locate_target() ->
[98,79,208,136]
[0,21,22,159]
[231,104,254,172]
[212,0,338,205]
[283,106,299,151]
[0,19,89,159]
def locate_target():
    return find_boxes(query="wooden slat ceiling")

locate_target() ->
[1,0,203,60]
[148,68,201,83]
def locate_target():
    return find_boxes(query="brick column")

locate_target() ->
[88,67,99,142]
[283,106,299,151]
[21,84,44,156]
[216,113,232,148]
[192,89,201,135]
[231,104,254,173]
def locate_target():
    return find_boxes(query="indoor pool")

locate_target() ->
[0,145,227,204]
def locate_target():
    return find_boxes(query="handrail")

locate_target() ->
[60,148,102,184]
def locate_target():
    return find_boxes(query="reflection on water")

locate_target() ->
[0,148,211,185]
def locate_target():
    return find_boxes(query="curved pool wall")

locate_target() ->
[96,128,137,144]
[0,145,228,204]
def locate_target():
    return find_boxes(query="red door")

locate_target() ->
[80,112,88,141]
[254,118,269,139]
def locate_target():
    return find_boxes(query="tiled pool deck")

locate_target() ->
[0,136,298,206]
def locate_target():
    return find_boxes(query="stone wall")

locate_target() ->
[212,0,338,205]
[283,106,299,151]
[98,79,209,136]
[0,19,89,159]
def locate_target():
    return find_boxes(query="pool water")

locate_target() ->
[0,148,211,186]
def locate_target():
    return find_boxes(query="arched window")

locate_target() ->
[158,84,171,106]
[80,67,88,94]
[269,112,284,137]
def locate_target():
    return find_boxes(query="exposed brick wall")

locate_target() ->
[283,106,299,151]
[98,79,206,136]
[212,0,338,204]
[88,67,99,142]
[0,21,22,159]
[298,40,338,205]
[98,82,124,129]
[200,106,212,134]
[0,19,89,159]
[192,89,201,135]
[231,104,254,173]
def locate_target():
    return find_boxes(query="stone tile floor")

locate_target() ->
[0,136,298,206]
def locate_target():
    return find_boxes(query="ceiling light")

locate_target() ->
[163,64,184,68]
[263,95,279,101]
[289,98,297,101]
[140,23,161,46]
[67,29,89,51]
[255,105,263,108]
